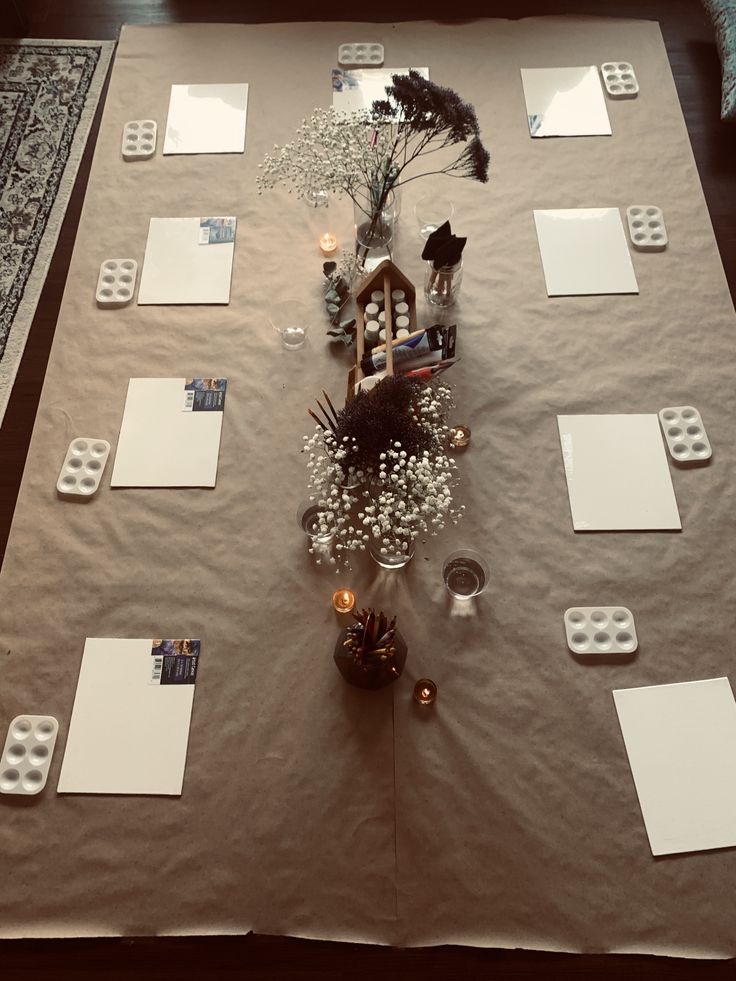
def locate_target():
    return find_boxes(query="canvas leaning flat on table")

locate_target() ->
[111,377,226,487]
[57,638,200,796]
[613,678,736,856]
[163,83,249,154]
[521,66,611,137]
[557,414,681,531]
[137,217,236,305]
[534,208,639,296]
[332,67,429,114]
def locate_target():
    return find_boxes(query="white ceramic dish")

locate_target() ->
[96,259,137,307]
[658,406,712,463]
[338,43,384,67]
[626,206,668,251]
[600,61,639,98]
[0,715,59,795]
[564,607,638,655]
[121,119,157,160]
[56,437,111,497]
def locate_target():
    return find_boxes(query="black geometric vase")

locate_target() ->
[333,628,408,690]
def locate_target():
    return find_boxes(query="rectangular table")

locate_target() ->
[1,17,736,957]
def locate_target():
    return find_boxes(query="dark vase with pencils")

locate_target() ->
[333,607,407,690]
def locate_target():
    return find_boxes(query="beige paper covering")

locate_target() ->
[1,18,735,956]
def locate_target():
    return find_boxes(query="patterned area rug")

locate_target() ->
[0,38,114,424]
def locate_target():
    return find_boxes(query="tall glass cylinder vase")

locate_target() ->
[354,189,396,272]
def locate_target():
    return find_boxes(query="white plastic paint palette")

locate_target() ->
[626,206,668,251]
[564,607,638,656]
[122,119,157,160]
[338,43,384,68]
[659,406,712,463]
[57,437,111,497]
[600,62,639,98]
[96,259,137,307]
[0,715,59,795]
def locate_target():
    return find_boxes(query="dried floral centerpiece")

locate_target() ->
[304,375,463,568]
[257,71,490,269]
[333,607,407,689]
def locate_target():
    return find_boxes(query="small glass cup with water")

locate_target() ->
[442,548,489,600]
[271,299,309,351]
[414,194,455,240]
[297,499,336,545]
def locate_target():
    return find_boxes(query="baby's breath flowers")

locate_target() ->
[302,377,463,567]
[257,73,490,264]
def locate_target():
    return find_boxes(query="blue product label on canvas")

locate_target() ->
[198,216,236,244]
[150,639,200,685]
[183,378,227,412]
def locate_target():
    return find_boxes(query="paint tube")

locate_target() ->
[360,324,456,376]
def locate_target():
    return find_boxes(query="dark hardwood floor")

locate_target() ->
[1,2,735,978]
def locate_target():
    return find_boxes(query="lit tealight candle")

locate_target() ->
[319,232,338,256]
[449,424,471,448]
[332,588,356,614]
[413,678,437,705]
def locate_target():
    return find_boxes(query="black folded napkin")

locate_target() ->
[421,221,467,269]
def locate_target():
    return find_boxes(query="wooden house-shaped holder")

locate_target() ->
[347,260,417,401]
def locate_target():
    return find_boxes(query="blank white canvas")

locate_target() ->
[521,66,611,137]
[111,378,224,488]
[613,678,736,856]
[57,639,197,795]
[534,209,638,296]
[137,217,235,305]
[557,414,681,531]
[163,83,248,154]
[333,67,429,114]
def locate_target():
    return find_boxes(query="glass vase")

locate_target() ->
[354,190,396,272]
[424,258,463,307]
[369,536,416,569]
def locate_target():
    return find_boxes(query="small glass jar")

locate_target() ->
[369,536,416,569]
[424,258,463,307]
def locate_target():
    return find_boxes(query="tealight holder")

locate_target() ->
[320,232,338,256]
[332,588,356,614]
[413,679,437,705]
[449,425,471,448]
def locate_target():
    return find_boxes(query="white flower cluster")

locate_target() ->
[302,384,463,567]
[256,107,395,206]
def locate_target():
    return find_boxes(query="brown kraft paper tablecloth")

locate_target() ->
[1,18,735,957]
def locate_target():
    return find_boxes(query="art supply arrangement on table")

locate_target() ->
[332,66,429,114]
[521,65,611,137]
[338,42,384,68]
[534,208,638,296]
[659,406,712,463]
[421,220,466,306]
[137,217,236,305]
[96,259,137,307]
[600,62,639,98]
[163,83,249,155]
[564,607,638,655]
[110,377,227,488]
[56,438,111,497]
[58,638,201,795]
[613,677,736,856]
[121,119,157,160]
[626,206,668,251]
[557,414,681,531]
[0,716,58,796]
